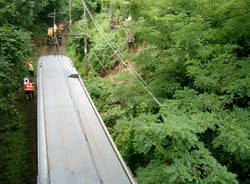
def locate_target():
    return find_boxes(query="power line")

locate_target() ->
[86,42,109,74]
[80,0,162,107]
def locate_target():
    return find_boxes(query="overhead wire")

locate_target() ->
[86,42,109,74]
[81,1,147,86]
[81,0,162,107]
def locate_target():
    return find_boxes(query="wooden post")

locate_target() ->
[83,1,88,76]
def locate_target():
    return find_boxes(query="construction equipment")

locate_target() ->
[47,23,64,47]
[47,27,55,46]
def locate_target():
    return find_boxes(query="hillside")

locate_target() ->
[0,0,249,183]
[67,0,250,184]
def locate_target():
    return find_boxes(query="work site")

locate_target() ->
[0,0,249,184]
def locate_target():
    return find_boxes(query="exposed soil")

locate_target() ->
[25,98,38,184]
[105,42,147,82]
[15,94,37,184]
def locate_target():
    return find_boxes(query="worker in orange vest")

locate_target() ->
[25,60,30,73]
[23,76,29,89]
[26,60,30,67]
[23,80,35,100]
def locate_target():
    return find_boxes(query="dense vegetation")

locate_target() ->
[0,0,67,183]
[68,0,250,183]
[0,0,249,183]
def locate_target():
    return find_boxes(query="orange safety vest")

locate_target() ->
[24,82,34,91]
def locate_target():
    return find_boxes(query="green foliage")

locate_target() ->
[0,0,68,183]
[68,12,126,73]
[112,89,244,183]
[68,0,250,183]
[0,25,32,103]
[84,77,128,127]
[84,77,113,111]
[71,0,101,23]
[109,0,130,19]
[0,118,29,184]
[0,25,32,183]
[0,0,50,28]
[88,35,115,72]
[102,106,126,127]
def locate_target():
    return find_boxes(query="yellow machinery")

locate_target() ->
[47,27,55,46]
[47,24,63,46]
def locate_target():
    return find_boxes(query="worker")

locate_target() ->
[53,24,57,34]
[23,76,29,88]
[58,23,64,32]
[28,61,34,76]
[24,80,35,100]
[57,27,62,35]
[47,27,54,46]
[56,25,63,46]
[26,60,30,67]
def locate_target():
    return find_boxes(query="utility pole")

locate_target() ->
[69,0,72,31]
[53,9,56,27]
[83,0,88,76]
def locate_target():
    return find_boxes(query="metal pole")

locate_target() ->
[83,1,88,76]
[54,9,56,26]
[69,0,72,31]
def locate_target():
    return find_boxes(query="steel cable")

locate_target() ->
[81,0,162,107]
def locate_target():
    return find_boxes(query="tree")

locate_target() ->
[68,0,250,183]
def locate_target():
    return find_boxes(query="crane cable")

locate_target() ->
[81,0,162,107]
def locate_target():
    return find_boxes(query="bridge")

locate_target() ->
[37,55,136,184]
